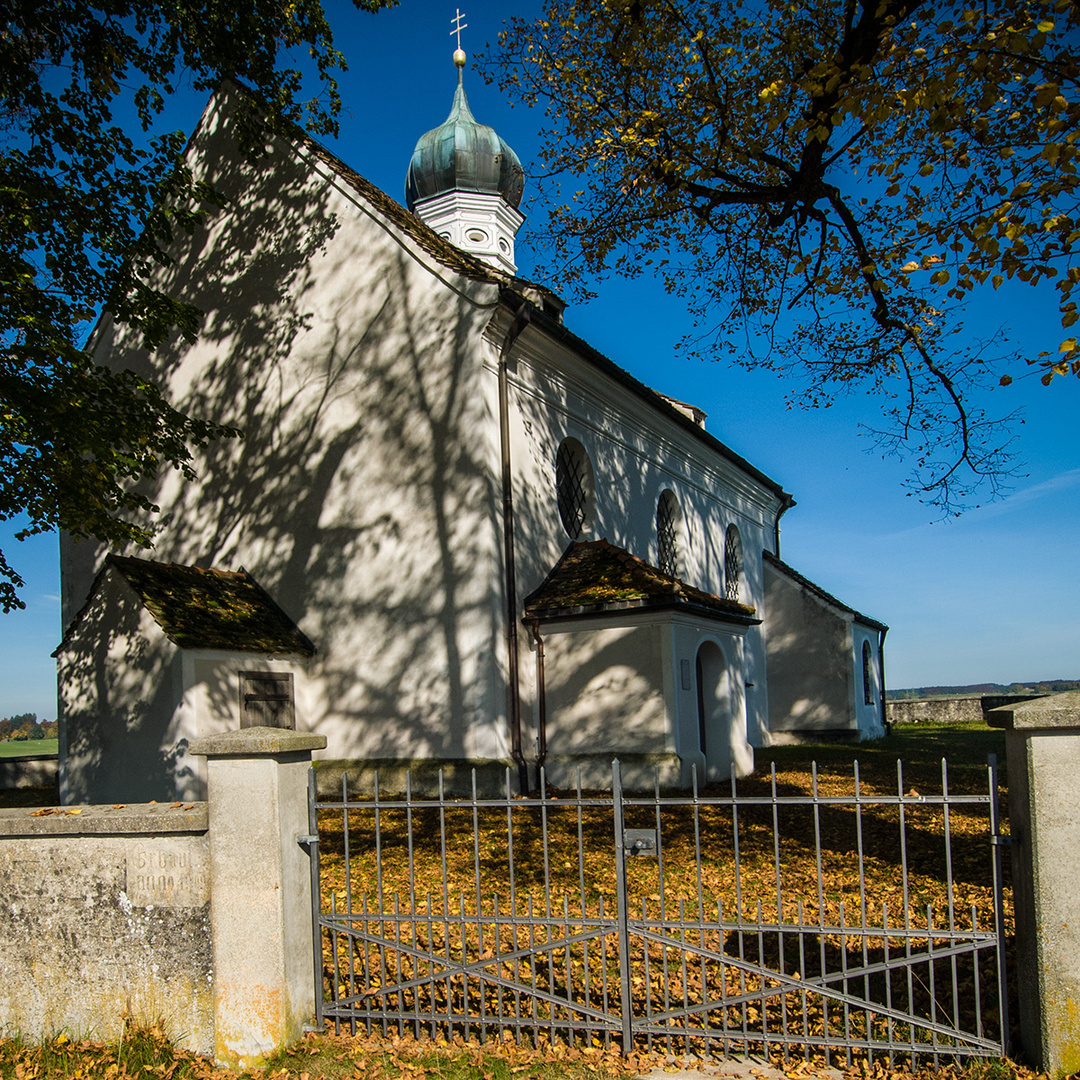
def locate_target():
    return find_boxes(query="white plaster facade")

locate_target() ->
[57,84,887,802]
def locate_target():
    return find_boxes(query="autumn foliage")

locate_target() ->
[492,0,1080,509]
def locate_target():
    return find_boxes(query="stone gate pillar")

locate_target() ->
[990,692,1080,1077]
[190,727,326,1070]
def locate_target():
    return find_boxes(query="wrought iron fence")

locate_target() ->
[307,757,1010,1068]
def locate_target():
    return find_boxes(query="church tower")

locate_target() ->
[405,27,525,275]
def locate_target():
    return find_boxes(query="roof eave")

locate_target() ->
[525,597,761,626]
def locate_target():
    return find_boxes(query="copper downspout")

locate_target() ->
[499,298,532,794]
[526,617,547,776]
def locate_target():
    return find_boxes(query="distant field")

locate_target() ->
[0,739,58,758]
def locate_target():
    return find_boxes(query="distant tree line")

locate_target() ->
[887,680,1080,701]
[0,714,58,741]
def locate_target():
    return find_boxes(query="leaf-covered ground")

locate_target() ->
[0,1025,1047,1080]
[314,725,1013,1064]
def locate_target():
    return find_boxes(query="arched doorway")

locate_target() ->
[695,641,732,780]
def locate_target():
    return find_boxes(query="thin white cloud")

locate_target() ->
[975,467,1080,519]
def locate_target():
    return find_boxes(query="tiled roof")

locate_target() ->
[763,551,888,632]
[56,556,315,656]
[524,539,758,623]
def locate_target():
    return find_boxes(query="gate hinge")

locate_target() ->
[297,834,319,847]
[991,834,1016,847]
[623,829,657,856]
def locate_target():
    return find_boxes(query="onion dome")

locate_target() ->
[405,61,525,212]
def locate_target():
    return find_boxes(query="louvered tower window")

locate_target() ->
[556,438,594,539]
[725,525,742,602]
[656,490,680,577]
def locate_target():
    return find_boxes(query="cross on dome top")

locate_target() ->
[451,9,468,68]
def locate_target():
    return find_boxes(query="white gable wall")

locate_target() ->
[763,561,855,734]
[58,569,185,803]
[64,88,513,767]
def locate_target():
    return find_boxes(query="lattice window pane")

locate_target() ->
[656,493,679,578]
[556,440,591,539]
[725,525,742,602]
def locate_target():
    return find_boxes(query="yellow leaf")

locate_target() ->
[1060,337,1077,352]
[1038,19,1055,31]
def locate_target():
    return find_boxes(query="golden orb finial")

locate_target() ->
[450,9,468,68]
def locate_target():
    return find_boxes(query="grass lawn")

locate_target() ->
[0,1022,1040,1080]
[0,738,58,758]
[0,1024,633,1080]
[755,723,1007,791]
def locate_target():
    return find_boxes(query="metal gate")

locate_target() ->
[306,757,1010,1067]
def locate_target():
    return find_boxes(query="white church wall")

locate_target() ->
[762,562,854,733]
[533,613,682,790]
[58,572,186,804]
[67,88,512,767]
[541,621,669,752]
[493,317,782,756]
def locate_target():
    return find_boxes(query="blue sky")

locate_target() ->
[2,0,1077,719]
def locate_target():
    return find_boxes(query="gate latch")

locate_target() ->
[623,829,658,856]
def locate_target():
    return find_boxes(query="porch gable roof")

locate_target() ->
[523,539,759,625]
[56,555,315,657]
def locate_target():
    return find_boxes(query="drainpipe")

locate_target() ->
[773,494,794,559]
[499,297,533,794]
[879,626,890,735]
[526,618,547,778]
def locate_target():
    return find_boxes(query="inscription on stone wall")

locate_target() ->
[125,839,209,908]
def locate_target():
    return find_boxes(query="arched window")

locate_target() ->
[656,490,680,577]
[555,438,594,540]
[863,640,875,705]
[724,524,742,602]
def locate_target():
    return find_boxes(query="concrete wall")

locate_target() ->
[886,697,985,725]
[0,753,58,791]
[0,803,213,1051]
[0,729,323,1070]
[887,695,1047,726]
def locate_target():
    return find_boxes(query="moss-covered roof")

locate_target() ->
[58,556,315,656]
[523,540,759,624]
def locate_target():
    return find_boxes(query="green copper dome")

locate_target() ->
[405,72,525,212]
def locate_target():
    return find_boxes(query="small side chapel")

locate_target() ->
[56,42,887,804]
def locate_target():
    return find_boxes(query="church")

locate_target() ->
[55,50,887,804]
